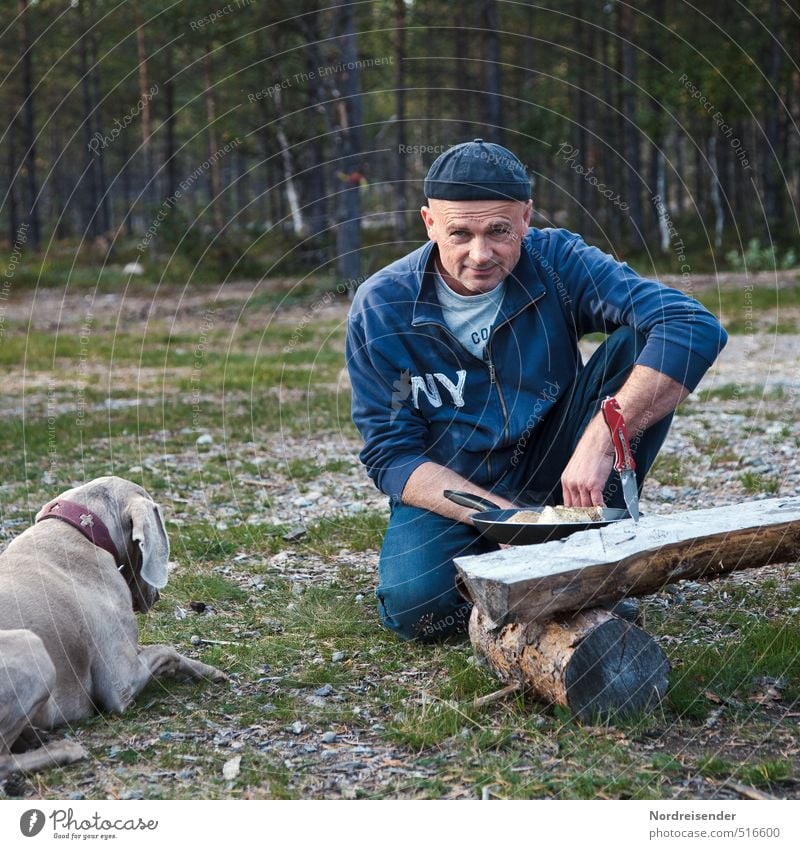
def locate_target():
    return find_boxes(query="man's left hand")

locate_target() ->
[560,365,690,507]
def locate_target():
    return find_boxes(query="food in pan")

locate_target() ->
[506,505,605,524]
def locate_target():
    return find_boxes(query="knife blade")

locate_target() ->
[600,396,640,523]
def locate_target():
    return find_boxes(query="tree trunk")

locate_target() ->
[469,607,669,722]
[49,95,72,239]
[456,497,800,626]
[18,0,40,250]
[78,9,100,239]
[763,0,784,232]
[6,118,20,249]
[133,0,155,219]
[298,9,330,242]
[87,12,111,234]
[655,150,670,252]
[708,134,724,249]
[272,91,305,236]
[618,3,645,250]
[163,42,179,200]
[202,47,225,234]
[334,1,363,288]
[572,3,589,235]
[600,19,621,244]
[452,1,472,137]
[394,0,407,238]
[481,0,503,143]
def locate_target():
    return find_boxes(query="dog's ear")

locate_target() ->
[129,496,170,589]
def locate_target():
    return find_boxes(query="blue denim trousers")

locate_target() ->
[375,328,674,641]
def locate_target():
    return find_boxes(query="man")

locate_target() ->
[346,139,727,641]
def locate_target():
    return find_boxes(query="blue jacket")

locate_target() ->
[346,227,727,499]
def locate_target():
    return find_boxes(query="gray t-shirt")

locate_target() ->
[434,270,506,361]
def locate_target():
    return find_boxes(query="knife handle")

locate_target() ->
[600,396,636,473]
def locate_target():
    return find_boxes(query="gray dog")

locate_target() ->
[0,476,226,778]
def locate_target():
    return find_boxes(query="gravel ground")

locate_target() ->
[2,283,799,800]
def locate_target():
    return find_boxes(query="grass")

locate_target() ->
[2,279,799,800]
[697,284,800,334]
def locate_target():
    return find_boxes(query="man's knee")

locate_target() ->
[376,584,471,642]
[604,326,646,364]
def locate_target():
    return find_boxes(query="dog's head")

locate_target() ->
[37,476,170,614]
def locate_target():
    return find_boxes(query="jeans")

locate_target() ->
[375,328,674,641]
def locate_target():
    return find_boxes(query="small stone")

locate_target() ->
[174,606,187,620]
[283,526,306,542]
[321,731,338,744]
[291,721,305,735]
[196,433,213,446]
[314,684,333,697]
[331,651,347,663]
[355,594,365,602]
[222,755,242,780]
[120,789,144,800]
[190,635,201,645]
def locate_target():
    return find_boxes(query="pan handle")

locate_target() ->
[443,490,501,512]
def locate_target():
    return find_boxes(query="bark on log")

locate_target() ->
[456,498,800,627]
[469,607,669,723]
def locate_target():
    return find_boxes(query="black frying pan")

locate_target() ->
[444,490,629,545]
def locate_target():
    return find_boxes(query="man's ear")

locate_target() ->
[420,205,436,240]
[522,199,533,227]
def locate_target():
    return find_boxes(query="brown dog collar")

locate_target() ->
[36,499,122,565]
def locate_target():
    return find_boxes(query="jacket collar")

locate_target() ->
[36,499,122,564]
[411,234,547,328]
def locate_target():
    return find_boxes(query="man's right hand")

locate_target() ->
[401,462,517,524]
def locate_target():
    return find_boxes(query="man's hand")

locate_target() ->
[560,416,616,506]
[561,365,690,507]
[402,462,517,524]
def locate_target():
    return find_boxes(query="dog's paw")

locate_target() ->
[202,664,229,684]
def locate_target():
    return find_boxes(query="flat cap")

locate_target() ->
[424,139,530,201]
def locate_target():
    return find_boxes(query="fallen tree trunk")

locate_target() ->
[469,607,669,723]
[456,497,800,627]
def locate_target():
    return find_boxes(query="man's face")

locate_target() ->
[420,198,532,295]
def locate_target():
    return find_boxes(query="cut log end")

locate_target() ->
[565,618,669,723]
[470,607,669,722]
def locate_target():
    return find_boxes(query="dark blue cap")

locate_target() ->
[424,139,530,201]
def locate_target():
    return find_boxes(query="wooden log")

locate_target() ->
[469,606,669,723]
[456,497,800,627]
